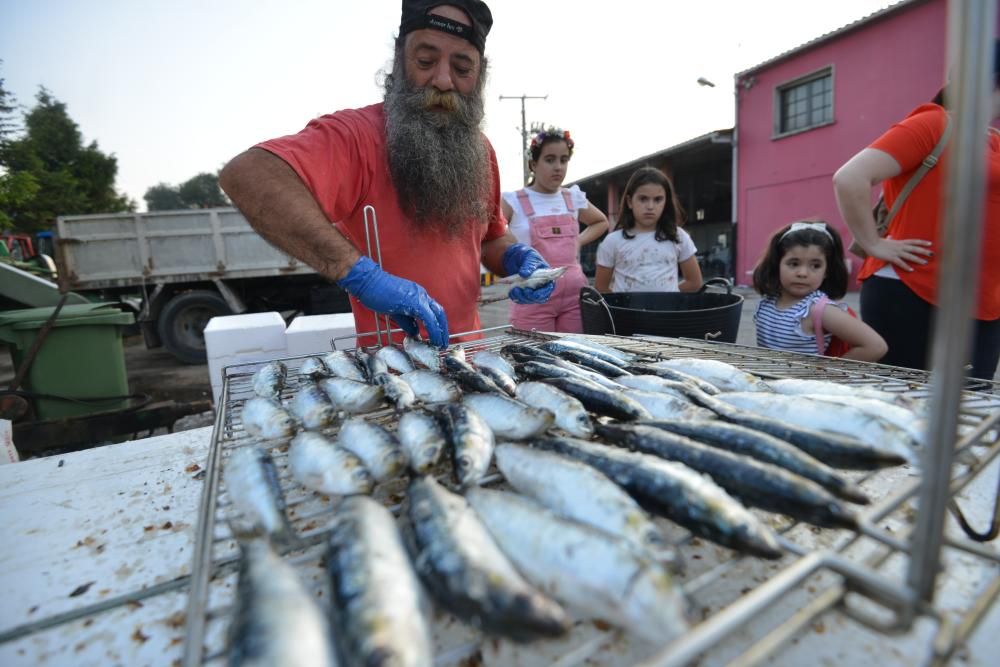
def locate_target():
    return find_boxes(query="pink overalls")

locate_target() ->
[509,188,589,333]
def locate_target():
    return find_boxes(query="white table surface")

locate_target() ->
[0,427,212,667]
[0,424,998,667]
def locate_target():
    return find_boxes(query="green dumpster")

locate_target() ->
[0,303,135,421]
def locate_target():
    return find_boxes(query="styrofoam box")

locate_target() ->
[205,312,288,405]
[284,313,357,357]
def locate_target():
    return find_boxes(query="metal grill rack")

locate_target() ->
[181,328,1000,667]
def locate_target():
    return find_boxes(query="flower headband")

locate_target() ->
[529,126,574,153]
[779,221,832,241]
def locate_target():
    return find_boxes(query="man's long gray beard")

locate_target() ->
[383,56,491,235]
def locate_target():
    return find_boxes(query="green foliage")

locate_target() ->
[143,183,185,211]
[144,171,229,211]
[0,85,134,232]
[0,63,18,142]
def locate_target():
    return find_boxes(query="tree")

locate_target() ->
[0,67,36,229]
[1,88,134,231]
[0,61,18,142]
[178,172,229,208]
[144,183,185,211]
[144,171,229,211]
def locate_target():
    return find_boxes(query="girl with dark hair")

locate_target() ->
[594,166,702,293]
[500,126,609,332]
[833,40,1000,379]
[752,221,886,361]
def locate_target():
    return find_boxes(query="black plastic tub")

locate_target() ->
[579,278,743,342]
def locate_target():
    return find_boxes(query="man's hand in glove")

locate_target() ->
[502,243,555,305]
[338,256,450,348]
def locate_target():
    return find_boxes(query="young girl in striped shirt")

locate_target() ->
[752,221,887,362]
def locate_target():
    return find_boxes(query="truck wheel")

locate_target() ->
[158,290,232,364]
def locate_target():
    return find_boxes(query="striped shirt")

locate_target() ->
[754,290,836,354]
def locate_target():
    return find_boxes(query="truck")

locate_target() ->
[55,207,351,364]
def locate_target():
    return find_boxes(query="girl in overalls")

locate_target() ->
[500,127,609,332]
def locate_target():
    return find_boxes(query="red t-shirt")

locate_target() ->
[257,103,508,343]
[861,103,1000,320]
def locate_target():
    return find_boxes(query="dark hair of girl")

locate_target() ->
[752,220,849,300]
[617,166,685,243]
[526,126,574,186]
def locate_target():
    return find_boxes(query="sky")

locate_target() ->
[0,0,897,212]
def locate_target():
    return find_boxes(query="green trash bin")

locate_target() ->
[0,303,135,421]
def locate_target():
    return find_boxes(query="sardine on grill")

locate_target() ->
[327,496,432,667]
[335,417,407,483]
[652,358,771,393]
[476,364,518,396]
[514,381,594,438]
[228,538,334,667]
[472,349,517,378]
[443,350,507,394]
[641,419,870,505]
[298,355,331,381]
[596,422,859,529]
[461,393,554,440]
[375,344,415,374]
[540,339,630,369]
[645,380,908,469]
[402,476,569,641]
[532,435,783,559]
[495,443,677,567]
[321,350,367,382]
[288,383,337,430]
[289,432,374,497]
[403,335,442,372]
[242,397,296,440]
[397,409,449,474]
[251,360,287,398]
[437,402,495,487]
[400,369,463,404]
[319,377,386,414]
[372,371,417,411]
[717,392,919,465]
[224,446,297,547]
[466,487,689,644]
[540,375,651,421]
[624,388,716,421]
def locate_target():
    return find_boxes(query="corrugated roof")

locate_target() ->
[570,128,733,187]
[736,0,928,78]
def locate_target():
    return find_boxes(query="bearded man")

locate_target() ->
[219,0,553,348]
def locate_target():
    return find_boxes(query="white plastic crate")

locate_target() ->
[204,312,287,405]
[284,312,356,356]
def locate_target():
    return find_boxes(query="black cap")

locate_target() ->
[399,1,493,54]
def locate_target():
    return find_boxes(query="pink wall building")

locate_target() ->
[734,0,947,287]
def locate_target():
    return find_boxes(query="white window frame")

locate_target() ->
[773,65,835,139]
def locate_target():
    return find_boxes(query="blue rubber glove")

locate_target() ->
[338,256,450,348]
[501,243,555,305]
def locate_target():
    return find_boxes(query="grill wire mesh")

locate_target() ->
[182,330,1000,667]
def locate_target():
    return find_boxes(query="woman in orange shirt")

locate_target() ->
[833,42,1000,380]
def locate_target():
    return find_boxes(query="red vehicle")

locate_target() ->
[1,234,35,261]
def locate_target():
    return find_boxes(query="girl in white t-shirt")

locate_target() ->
[501,127,609,332]
[595,167,703,293]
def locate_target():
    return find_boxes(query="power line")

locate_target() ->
[498,94,547,185]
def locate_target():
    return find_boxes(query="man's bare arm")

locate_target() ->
[219,148,360,281]
[480,230,518,276]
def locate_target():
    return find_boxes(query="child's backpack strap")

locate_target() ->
[810,295,830,355]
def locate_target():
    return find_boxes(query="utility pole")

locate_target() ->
[499,94,547,185]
